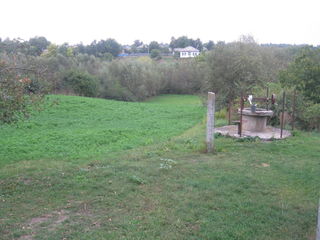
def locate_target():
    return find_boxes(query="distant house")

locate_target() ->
[173,46,200,58]
[122,45,131,53]
[136,44,149,52]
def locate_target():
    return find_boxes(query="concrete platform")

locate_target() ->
[215,125,291,140]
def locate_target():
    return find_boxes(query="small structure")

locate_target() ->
[241,108,273,132]
[215,94,291,140]
[215,124,291,140]
[173,46,200,58]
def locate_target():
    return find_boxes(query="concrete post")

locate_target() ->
[316,199,320,240]
[206,92,215,153]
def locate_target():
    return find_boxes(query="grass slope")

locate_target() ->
[0,95,319,240]
[0,94,204,167]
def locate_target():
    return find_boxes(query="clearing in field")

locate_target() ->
[0,94,319,240]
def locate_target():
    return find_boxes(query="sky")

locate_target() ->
[1,0,320,46]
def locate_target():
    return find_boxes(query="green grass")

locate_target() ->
[146,94,202,105]
[0,94,204,167]
[0,94,319,240]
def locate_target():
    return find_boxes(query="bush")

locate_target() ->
[0,61,45,123]
[106,60,162,101]
[302,103,320,130]
[150,49,161,60]
[159,60,203,94]
[62,70,98,97]
[280,47,320,104]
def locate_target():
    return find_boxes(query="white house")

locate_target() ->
[173,46,200,58]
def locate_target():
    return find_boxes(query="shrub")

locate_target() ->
[302,103,320,130]
[107,60,162,101]
[0,61,45,123]
[62,70,98,97]
[280,47,320,104]
[159,60,203,94]
[150,49,161,60]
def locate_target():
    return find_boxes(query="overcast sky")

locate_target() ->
[1,0,319,45]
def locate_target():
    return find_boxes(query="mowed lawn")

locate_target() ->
[0,95,319,240]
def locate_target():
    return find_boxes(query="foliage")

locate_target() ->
[0,37,302,104]
[203,40,214,50]
[149,41,160,52]
[28,36,50,56]
[57,43,74,57]
[130,40,148,53]
[203,39,264,103]
[107,60,163,101]
[160,60,204,94]
[277,47,320,130]
[100,39,122,57]
[0,60,45,123]
[0,37,49,56]
[62,70,98,97]
[170,36,203,50]
[280,46,320,103]
[132,40,143,48]
[150,49,161,59]
[215,108,227,119]
[76,39,122,57]
[252,81,320,130]
[302,103,320,130]
[42,44,58,57]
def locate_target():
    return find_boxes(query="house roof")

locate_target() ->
[174,46,200,52]
[137,44,148,49]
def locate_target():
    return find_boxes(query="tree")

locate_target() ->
[79,39,121,57]
[131,40,143,53]
[170,36,203,50]
[42,44,58,57]
[87,40,98,55]
[133,40,143,48]
[204,40,263,101]
[103,39,121,57]
[66,47,74,57]
[280,47,320,103]
[1,38,26,54]
[28,36,50,56]
[204,41,214,51]
[194,38,203,51]
[75,43,86,55]
[57,43,70,56]
[149,41,160,52]
[170,36,190,49]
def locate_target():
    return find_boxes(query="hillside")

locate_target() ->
[0,94,319,240]
[0,94,204,167]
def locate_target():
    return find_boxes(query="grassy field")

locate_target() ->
[0,94,319,240]
[0,94,204,167]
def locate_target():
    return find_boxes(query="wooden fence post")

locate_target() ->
[206,92,215,153]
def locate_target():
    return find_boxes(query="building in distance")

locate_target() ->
[173,46,200,58]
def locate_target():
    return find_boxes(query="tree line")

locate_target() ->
[0,36,256,58]
[0,35,319,130]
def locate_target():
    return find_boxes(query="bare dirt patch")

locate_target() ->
[18,210,69,240]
